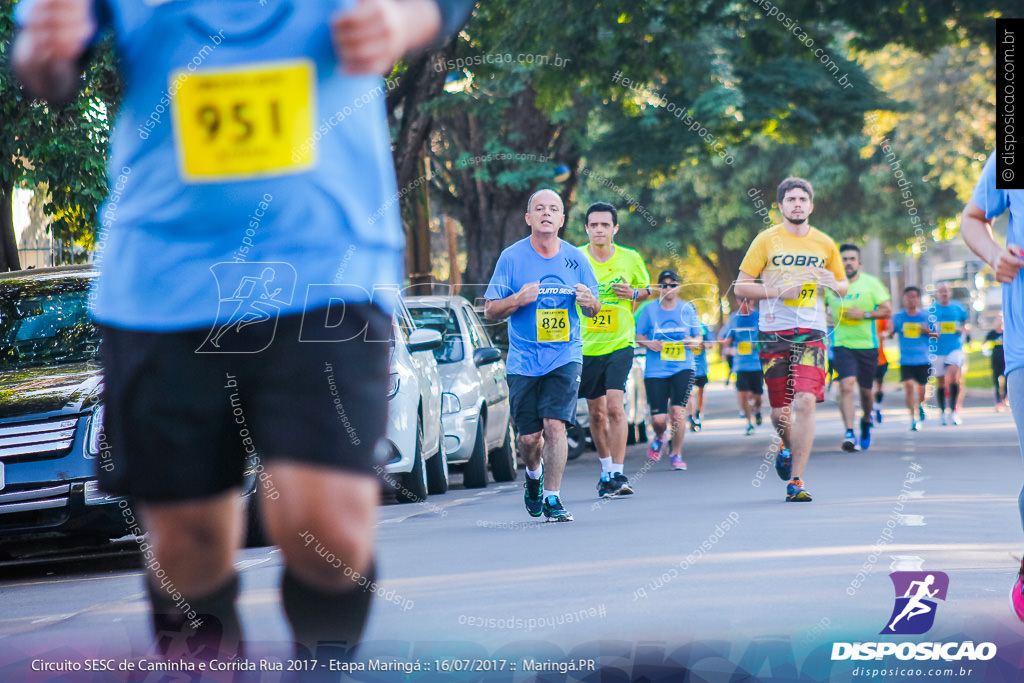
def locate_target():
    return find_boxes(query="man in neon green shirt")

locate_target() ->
[578,202,653,498]
[825,244,892,451]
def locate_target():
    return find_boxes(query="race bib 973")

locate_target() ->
[537,309,569,342]
[783,283,817,308]
[173,60,316,182]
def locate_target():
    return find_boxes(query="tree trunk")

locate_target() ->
[444,214,461,295]
[0,179,21,272]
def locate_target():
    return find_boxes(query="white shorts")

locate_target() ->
[931,349,966,377]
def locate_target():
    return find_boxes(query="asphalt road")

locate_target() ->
[1,381,1023,682]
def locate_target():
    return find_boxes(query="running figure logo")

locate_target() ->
[880,571,949,635]
[198,262,296,353]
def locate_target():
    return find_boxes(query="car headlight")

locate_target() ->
[442,392,462,414]
[387,372,400,399]
[87,405,105,456]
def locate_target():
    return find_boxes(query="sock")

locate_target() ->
[526,465,542,479]
[149,573,242,661]
[281,564,374,661]
[949,383,959,410]
[599,456,613,472]
[937,387,946,411]
[611,463,624,475]
[542,489,559,500]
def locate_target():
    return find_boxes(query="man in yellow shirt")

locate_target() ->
[735,177,848,502]
[577,202,653,498]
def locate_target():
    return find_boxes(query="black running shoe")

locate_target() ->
[524,474,543,517]
[542,495,574,522]
[612,473,634,495]
[596,474,618,499]
[755,413,763,426]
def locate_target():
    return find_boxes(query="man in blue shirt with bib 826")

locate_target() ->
[484,189,600,523]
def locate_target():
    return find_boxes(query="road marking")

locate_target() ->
[896,514,926,526]
[890,555,925,571]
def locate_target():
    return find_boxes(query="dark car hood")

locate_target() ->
[0,363,102,419]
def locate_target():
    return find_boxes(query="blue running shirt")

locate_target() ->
[16,0,468,330]
[929,301,969,356]
[726,311,761,372]
[635,300,701,377]
[971,152,1024,375]
[890,310,934,366]
[484,238,599,377]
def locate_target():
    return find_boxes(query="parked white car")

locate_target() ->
[381,298,448,502]
[406,295,516,488]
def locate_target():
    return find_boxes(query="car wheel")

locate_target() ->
[489,422,518,482]
[566,421,586,460]
[396,414,429,503]
[426,419,449,495]
[463,418,488,489]
[245,492,268,548]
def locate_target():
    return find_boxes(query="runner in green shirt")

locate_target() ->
[577,202,653,498]
[825,244,892,451]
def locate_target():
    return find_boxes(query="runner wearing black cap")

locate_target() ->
[635,270,703,471]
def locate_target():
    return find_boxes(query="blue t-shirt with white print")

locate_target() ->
[484,237,599,377]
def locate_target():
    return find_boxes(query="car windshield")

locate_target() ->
[0,278,99,371]
[408,305,463,363]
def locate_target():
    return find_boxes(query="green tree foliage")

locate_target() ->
[0,1,120,271]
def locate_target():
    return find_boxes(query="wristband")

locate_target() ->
[632,288,639,300]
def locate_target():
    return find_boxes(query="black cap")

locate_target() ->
[657,269,679,283]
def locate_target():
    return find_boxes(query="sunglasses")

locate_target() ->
[659,282,679,289]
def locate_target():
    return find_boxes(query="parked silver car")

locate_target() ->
[406,296,516,488]
[568,347,649,459]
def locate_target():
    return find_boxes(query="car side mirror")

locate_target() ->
[473,347,502,366]
[408,328,443,353]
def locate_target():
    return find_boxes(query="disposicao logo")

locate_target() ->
[831,571,997,663]
[881,571,948,635]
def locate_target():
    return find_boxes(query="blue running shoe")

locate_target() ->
[860,420,871,451]
[842,429,858,452]
[918,405,926,422]
[786,478,812,502]
[524,473,543,517]
[875,408,883,424]
[775,447,792,481]
[542,495,574,522]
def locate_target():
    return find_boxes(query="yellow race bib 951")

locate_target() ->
[586,308,619,332]
[903,323,921,339]
[940,321,957,335]
[537,309,569,342]
[660,342,687,361]
[783,282,817,307]
[173,60,316,182]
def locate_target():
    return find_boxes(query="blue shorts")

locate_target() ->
[507,362,582,435]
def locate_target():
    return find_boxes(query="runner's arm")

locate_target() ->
[962,199,1024,285]
[484,282,538,320]
[869,300,892,320]
[12,0,95,102]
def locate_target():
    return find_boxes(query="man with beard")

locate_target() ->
[734,177,847,502]
[825,244,892,451]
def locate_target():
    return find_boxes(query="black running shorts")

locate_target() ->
[98,305,391,503]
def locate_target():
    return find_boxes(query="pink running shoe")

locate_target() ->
[1012,558,1024,621]
[647,439,663,462]
[670,454,687,471]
